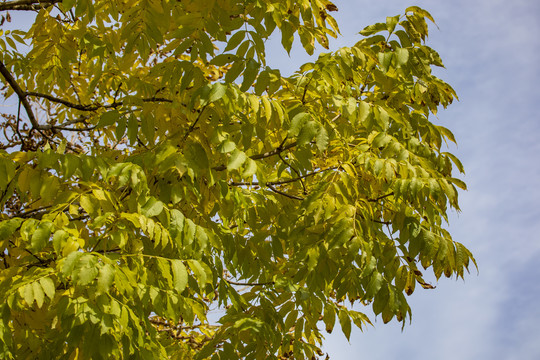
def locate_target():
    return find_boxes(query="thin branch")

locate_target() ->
[230,166,337,187]
[0,60,39,129]
[15,99,26,149]
[213,141,299,172]
[368,192,394,202]
[250,140,297,161]
[183,105,207,141]
[266,184,304,201]
[278,152,306,194]
[26,91,173,111]
[225,279,275,287]
[301,75,313,104]
[0,0,60,11]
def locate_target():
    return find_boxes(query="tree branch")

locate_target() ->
[0,60,39,129]
[26,91,173,111]
[368,192,394,202]
[0,0,60,11]
[266,184,304,201]
[229,166,337,186]
[183,105,207,141]
[250,140,297,161]
[225,279,275,287]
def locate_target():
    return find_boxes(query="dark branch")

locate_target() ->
[229,166,337,186]
[26,91,173,111]
[368,192,394,202]
[0,60,39,129]
[213,141,299,172]
[250,140,297,161]
[266,184,304,201]
[0,0,60,11]
[183,105,208,141]
[225,279,275,287]
[278,152,306,194]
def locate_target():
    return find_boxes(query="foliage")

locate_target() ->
[0,1,475,359]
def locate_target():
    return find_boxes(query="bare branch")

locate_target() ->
[0,60,39,129]
[0,0,60,11]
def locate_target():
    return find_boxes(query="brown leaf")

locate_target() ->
[326,3,338,12]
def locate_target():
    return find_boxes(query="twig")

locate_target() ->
[368,192,394,202]
[266,184,303,201]
[230,166,337,186]
[225,279,275,287]
[213,141,299,172]
[183,105,208,141]
[278,152,306,194]
[15,99,26,149]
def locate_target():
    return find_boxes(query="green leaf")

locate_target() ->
[315,125,329,151]
[187,260,207,286]
[338,310,351,341]
[30,221,53,252]
[359,22,387,36]
[32,282,45,308]
[208,83,227,103]
[218,140,236,153]
[98,110,120,128]
[242,158,257,178]
[444,152,465,174]
[39,277,56,300]
[97,264,115,295]
[74,254,99,285]
[224,31,246,52]
[0,218,23,241]
[62,251,83,275]
[289,112,310,136]
[141,197,164,217]
[281,21,294,53]
[185,142,209,171]
[240,59,260,92]
[386,15,400,34]
[79,194,96,216]
[449,177,467,190]
[227,149,247,171]
[297,120,318,146]
[323,305,336,333]
[23,283,34,307]
[405,6,436,23]
[395,48,409,66]
[357,101,370,125]
[171,260,188,293]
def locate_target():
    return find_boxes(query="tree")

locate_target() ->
[0,1,476,359]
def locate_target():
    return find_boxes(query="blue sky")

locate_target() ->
[3,1,540,359]
[265,1,540,359]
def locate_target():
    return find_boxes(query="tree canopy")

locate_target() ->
[0,1,475,359]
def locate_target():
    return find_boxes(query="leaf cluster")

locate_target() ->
[0,2,474,359]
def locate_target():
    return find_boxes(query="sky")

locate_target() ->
[264,1,540,359]
[3,1,540,359]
